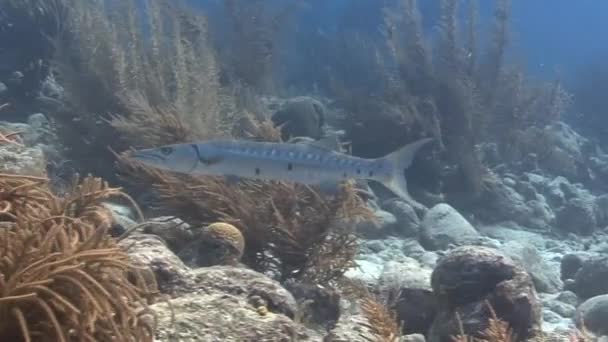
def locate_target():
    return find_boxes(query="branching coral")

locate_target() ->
[115,152,373,285]
[0,173,156,342]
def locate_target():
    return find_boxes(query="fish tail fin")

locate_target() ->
[380,138,433,204]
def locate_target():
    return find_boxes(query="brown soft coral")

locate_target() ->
[116,154,374,285]
[0,173,156,342]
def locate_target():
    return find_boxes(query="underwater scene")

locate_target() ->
[2,0,608,341]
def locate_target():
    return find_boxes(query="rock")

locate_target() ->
[355,209,398,238]
[500,241,562,293]
[137,217,245,267]
[6,71,23,86]
[393,288,436,335]
[478,223,548,249]
[323,314,380,342]
[556,291,579,307]
[119,234,193,296]
[543,308,563,324]
[378,260,436,335]
[345,259,384,285]
[138,216,193,250]
[573,255,608,299]
[40,75,65,100]
[25,113,55,145]
[561,253,588,281]
[189,266,298,318]
[0,143,46,176]
[121,231,314,342]
[402,334,426,342]
[271,96,325,140]
[379,259,432,291]
[555,197,597,235]
[427,246,542,342]
[515,180,538,201]
[547,122,589,161]
[0,82,7,98]
[547,300,576,319]
[283,281,340,330]
[527,198,556,228]
[563,279,576,292]
[542,331,584,342]
[536,139,581,180]
[402,239,439,268]
[152,292,320,342]
[542,293,576,318]
[103,202,137,236]
[382,199,421,237]
[474,176,537,227]
[546,176,576,206]
[419,203,480,250]
[576,294,608,336]
[595,194,608,227]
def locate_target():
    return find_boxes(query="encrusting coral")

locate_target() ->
[0,173,157,342]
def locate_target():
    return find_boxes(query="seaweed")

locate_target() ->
[115,152,373,285]
[0,173,156,342]
[359,292,402,342]
[45,0,227,180]
[452,303,516,342]
[218,0,299,94]
[325,0,572,202]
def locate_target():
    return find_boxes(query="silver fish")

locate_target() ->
[129,137,433,204]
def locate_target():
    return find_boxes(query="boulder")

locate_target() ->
[420,204,480,250]
[427,246,542,342]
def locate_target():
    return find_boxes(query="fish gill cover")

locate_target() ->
[0,0,604,341]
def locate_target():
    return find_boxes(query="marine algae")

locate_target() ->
[0,173,157,342]
[116,151,373,285]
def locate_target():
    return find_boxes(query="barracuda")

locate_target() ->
[129,137,433,204]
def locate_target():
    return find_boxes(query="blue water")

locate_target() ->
[196,0,608,84]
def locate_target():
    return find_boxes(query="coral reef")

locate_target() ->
[2,0,607,341]
[0,173,156,341]
[116,153,374,285]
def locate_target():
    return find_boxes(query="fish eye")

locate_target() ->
[160,147,173,155]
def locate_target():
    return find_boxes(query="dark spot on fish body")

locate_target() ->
[255,167,260,176]
[288,162,293,171]
[343,172,347,178]
[368,170,374,177]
